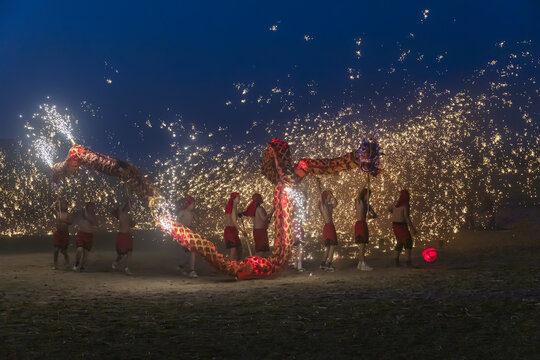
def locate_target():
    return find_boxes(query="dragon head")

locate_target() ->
[261,138,294,184]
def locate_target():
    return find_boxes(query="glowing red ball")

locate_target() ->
[422,247,438,262]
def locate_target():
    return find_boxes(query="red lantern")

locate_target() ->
[422,247,438,262]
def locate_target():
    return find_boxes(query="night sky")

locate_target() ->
[1,1,539,159]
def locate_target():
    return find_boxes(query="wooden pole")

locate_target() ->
[240,217,253,257]
[367,173,371,213]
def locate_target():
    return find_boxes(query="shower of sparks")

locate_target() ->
[152,197,177,233]
[146,40,539,257]
[0,104,133,237]
[2,38,538,269]
[35,104,76,144]
[287,186,308,238]
[33,136,55,167]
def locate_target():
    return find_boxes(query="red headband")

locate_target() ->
[396,189,410,207]
[225,192,239,214]
[181,196,196,210]
[244,193,263,217]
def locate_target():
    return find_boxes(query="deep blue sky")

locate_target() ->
[1,1,539,158]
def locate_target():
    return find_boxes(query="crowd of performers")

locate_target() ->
[50,185,417,277]
[51,198,135,274]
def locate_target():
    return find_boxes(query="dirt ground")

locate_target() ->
[1,208,539,359]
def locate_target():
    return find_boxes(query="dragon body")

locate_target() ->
[53,138,369,279]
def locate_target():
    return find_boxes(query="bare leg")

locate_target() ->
[237,246,243,261]
[188,252,196,271]
[74,247,83,269]
[394,250,401,266]
[124,251,133,275]
[183,251,198,277]
[297,244,303,269]
[61,249,70,265]
[358,243,366,262]
[81,249,89,269]
[112,253,123,270]
[357,243,373,270]
[230,247,238,261]
[321,246,330,268]
[405,249,412,266]
[326,245,335,265]
[53,248,60,268]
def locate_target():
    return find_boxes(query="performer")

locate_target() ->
[243,193,274,255]
[111,198,135,275]
[355,186,377,271]
[50,198,71,269]
[389,189,417,267]
[73,202,98,272]
[318,188,338,272]
[176,195,199,278]
[224,193,246,261]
